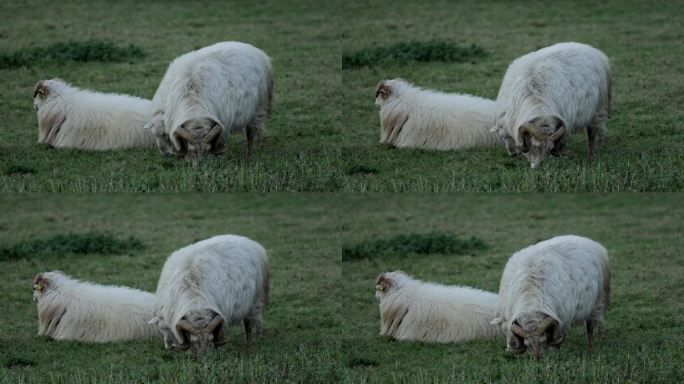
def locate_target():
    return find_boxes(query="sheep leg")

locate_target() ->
[586,126,596,161]
[245,124,261,161]
[243,318,254,349]
[586,319,595,350]
[587,116,607,160]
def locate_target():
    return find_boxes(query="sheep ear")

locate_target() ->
[33,81,49,98]
[375,81,391,98]
[375,273,394,292]
[491,317,503,325]
[148,316,160,325]
[33,273,49,292]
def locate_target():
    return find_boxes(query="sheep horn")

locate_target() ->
[549,124,566,143]
[172,342,190,351]
[175,127,197,144]
[517,124,537,153]
[202,124,222,144]
[511,322,528,338]
[534,316,557,336]
[205,314,224,333]
[176,319,200,335]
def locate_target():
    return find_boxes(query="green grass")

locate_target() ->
[341,232,486,261]
[1,195,683,382]
[340,0,684,192]
[0,195,341,383]
[339,194,684,383]
[342,41,487,69]
[0,0,341,192]
[0,231,144,261]
[0,1,682,191]
[0,40,144,70]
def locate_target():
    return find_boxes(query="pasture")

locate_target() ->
[340,0,684,192]
[340,194,684,382]
[0,1,682,192]
[0,0,341,192]
[0,195,341,383]
[1,195,683,382]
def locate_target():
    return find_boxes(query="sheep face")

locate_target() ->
[144,113,176,156]
[33,79,64,111]
[174,309,228,356]
[375,270,409,299]
[173,118,225,168]
[33,79,69,144]
[375,78,409,107]
[32,270,66,302]
[517,116,566,168]
[508,312,563,359]
[374,81,393,107]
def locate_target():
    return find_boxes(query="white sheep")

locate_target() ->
[491,235,611,359]
[149,235,270,355]
[32,271,161,342]
[375,79,500,150]
[375,271,502,343]
[33,79,156,150]
[491,42,612,168]
[146,42,273,167]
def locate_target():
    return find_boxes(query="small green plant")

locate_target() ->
[0,40,145,70]
[4,165,37,176]
[347,164,379,175]
[0,232,145,261]
[347,356,379,368]
[342,232,486,261]
[342,41,487,69]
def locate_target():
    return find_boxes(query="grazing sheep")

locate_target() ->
[375,79,500,150]
[32,271,161,342]
[149,235,270,356]
[491,235,611,359]
[146,42,273,167]
[375,271,502,343]
[33,79,156,150]
[491,42,612,168]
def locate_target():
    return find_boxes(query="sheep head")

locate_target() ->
[505,312,563,359]
[375,270,409,299]
[374,78,409,107]
[516,116,566,168]
[174,309,228,356]
[173,117,224,168]
[33,79,68,144]
[32,273,50,303]
[32,78,66,109]
[374,81,392,106]
[144,112,178,157]
[32,270,66,302]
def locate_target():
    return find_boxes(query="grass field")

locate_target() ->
[1,1,682,192]
[0,0,342,192]
[340,0,684,192]
[339,194,684,383]
[0,195,341,383]
[2,195,681,383]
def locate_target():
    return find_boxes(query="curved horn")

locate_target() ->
[205,314,224,333]
[202,123,223,144]
[534,316,557,336]
[171,342,190,351]
[174,127,197,144]
[517,125,533,153]
[549,124,566,143]
[511,322,528,338]
[176,319,200,335]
